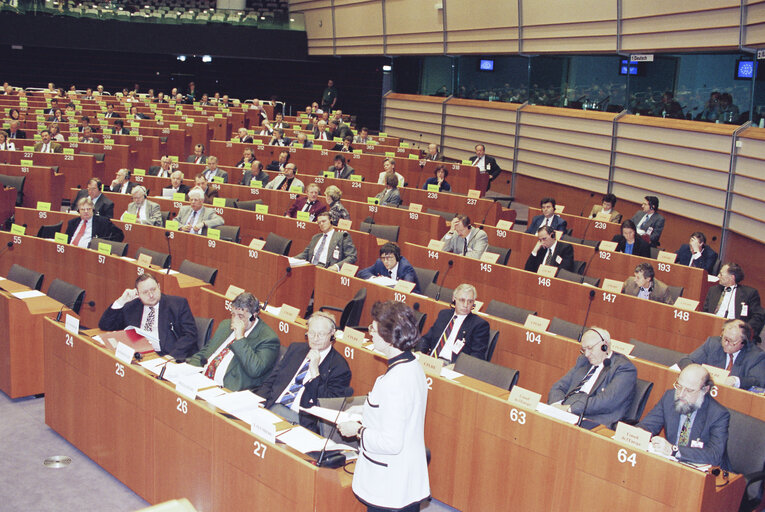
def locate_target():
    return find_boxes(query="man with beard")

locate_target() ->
[638,364,730,469]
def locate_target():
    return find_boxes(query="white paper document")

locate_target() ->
[163,362,204,384]
[440,367,463,381]
[535,402,579,424]
[139,357,171,374]
[277,426,356,454]
[287,257,310,267]
[207,390,265,418]
[367,275,397,287]
[175,372,217,391]
[238,407,284,427]
[127,325,159,343]
[11,290,46,299]
[300,405,363,425]
[197,387,227,402]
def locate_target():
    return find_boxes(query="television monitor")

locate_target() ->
[736,60,755,80]
[479,59,494,71]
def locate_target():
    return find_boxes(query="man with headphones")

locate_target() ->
[440,214,489,259]
[72,177,114,218]
[703,262,765,342]
[638,364,731,469]
[186,143,207,164]
[677,319,765,389]
[358,242,421,293]
[417,283,490,362]
[622,262,672,304]
[547,327,637,428]
[258,312,352,432]
[187,292,280,391]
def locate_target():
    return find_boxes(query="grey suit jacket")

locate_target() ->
[326,164,354,180]
[623,276,673,304]
[186,155,207,164]
[678,336,765,389]
[202,168,229,183]
[630,211,665,246]
[176,205,224,234]
[441,227,488,259]
[296,230,358,269]
[125,199,163,226]
[375,188,402,208]
[548,352,637,427]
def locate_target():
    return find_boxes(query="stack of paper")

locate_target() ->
[277,426,356,454]
[536,402,579,424]
[207,390,265,418]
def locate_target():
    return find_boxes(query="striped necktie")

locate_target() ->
[277,359,311,407]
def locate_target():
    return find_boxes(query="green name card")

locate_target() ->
[173,193,186,201]
[130,122,140,128]
[129,130,139,136]
[20,159,34,166]
[169,156,179,162]
[333,137,342,142]
[399,142,409,148]
[353,149,362,154]
[37,201,51,211]
[292,143,303,149]
[385,152,395,157]
[123,213,137,223]
[23,146,34,152]
[104,128,113,135]
[212,176,224,184]
[212,197,226,207]
[10,224,25,235]
[98,242,112,255]
[54,232,69,244]
[63,148,75,155]
[323,171,334,178]
[230,137,239,142]
[214,114,223,118]
[296,211,310,221]
[379,132,387,137]
[166,220,180,231]
[170,124,179,130]
[289,185,304,193]
[461,160,472,165]
[250,180,263,188]
[207,228,221,240]
[306,134,315,140]
[133,168,146,176]
[350,175,363,182]
[103,139,115,145]
[255,204,269,214]
[68,136,79,142]
[312,145,323,150]
[427,184,440,192]
[408,154,419,159]
[367,197,380,205]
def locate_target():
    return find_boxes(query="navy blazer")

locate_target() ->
[259,343,351,432]
[65,215,123,242]
[72,190,114,219]
[675,244,717,274]
[678,336,765,389]
[639,390,731,470]
[417,308,490,362]
[524,241,574,273]
[357,256,421,294]
[547,352,637,428]
[98,294,198,360]
[526,214,568,234]
[703,284,764,336]
[422,177,451,192]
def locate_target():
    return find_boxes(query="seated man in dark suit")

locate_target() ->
[703,262,764,342]
[547,327,637,427]
[526,197,567,234]
[8,120,26,139]
[98,273,198,360]
[128,105,150,120]
[524,226,574,273]
[33,129,63,153]
[109,168,136,194]
[66,196,123,248]
[186,144,207,164]
[623,262,673,304]
[266,150,290,172]
[290,132,313,149]
[72,177,114,218]
[358,242,421,293]
[331,136,354,153]
[295,212,357,271]
[638,364,731,469]
[286,183,327,221]
[630,195,665,247]
[423,143,442,162]
[417,283,490,362]
[187,292,280,391]
[164,170,190,197]
[326,154,354,179]
[148,155,177,178]
[235,147,257,169]
[268,129,291,147]
[236,127,254,144]
[112,120,129,135]
[675,232,718,274]
[470,143,501,188]
[258,312,352,431]
[200,156,229,183]
[611,219,651,257]
[678,319,765,389]
[240,160,270,187]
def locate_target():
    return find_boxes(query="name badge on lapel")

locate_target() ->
[691,439,704,448]
[741,303,749,316]
[332,247,340,260]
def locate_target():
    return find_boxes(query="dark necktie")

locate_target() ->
[434,315,456,357]
[568,365,597,397]
[277,358,311,407]
[312,234,328,265]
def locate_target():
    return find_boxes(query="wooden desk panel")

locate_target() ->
[57,141,131,175]
[0,187,14,225]
[528,205,622,241]
[0,163,65,210]
[0,150,103,192]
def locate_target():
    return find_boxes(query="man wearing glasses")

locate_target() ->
[638,364,731,469]
[258,312,351,432]
[358,243,421,293]
[417,283,490,363]
[547,327,637,428]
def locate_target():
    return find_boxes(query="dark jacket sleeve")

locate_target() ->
[464,315,490,360]
[557,243,575,272]
[98,300,134,331]
[165,296,199,360]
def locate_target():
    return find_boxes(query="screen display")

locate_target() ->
[619,60,638,76]
[736,60,755,79]
[479,59,494,71]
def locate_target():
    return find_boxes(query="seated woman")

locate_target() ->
[325,185,350,226]
[612,219,651,257]
[0,130,16,151]
[48,123,65,142]
[375,174,402,207]
[376,157,405,187]
[422,165,451,192]
[7,108,20,121]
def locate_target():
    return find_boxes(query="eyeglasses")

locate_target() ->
[673,382,701,395]
[580,343,601,354]
[307,331,330,339]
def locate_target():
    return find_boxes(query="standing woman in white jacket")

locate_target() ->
[338,301,430,512]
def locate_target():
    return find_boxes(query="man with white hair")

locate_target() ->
[176,187,224,235]
[122,185,162,226]
[109,168,135,194]
[548,327,637,427]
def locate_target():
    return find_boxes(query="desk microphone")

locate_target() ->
[581,241,601,276]
[577,289,596,342]
[164,231,172,274]
[435,260,454,302]
[577,358,611,427]
[0,240,13,258]
[261,266,292,311]
[315,386,354,468]
[56,300,95,322]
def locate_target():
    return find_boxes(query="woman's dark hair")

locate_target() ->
[370,301,420,351]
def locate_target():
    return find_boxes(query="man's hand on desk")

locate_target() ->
[650,436,674,456]
[337,420,362,438]
[551,403,572,413]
